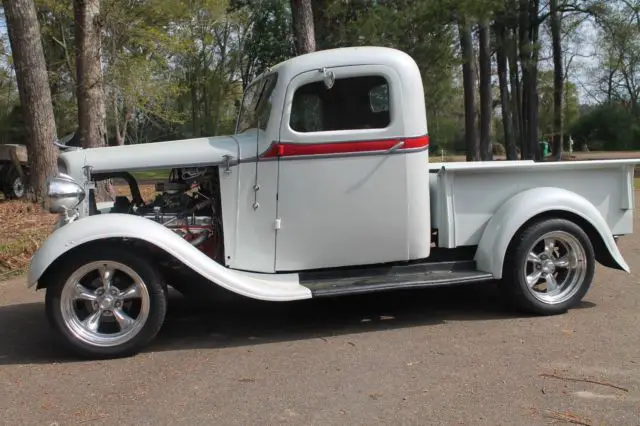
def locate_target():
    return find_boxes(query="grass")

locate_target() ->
[130,169,171,181]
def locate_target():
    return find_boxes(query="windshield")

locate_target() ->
[236,73,279,134]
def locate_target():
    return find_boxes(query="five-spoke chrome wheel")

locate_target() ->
[60,261,151,347]
[502,218,595,315]
[524,231,587,305]
[45,245,167,359]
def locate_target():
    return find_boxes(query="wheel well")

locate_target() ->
[506,210,622,271]
[36,238,181,291]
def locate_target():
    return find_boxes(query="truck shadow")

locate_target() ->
[0,282,596,365]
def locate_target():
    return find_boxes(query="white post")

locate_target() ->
[569,135,574,157]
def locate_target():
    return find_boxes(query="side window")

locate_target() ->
[290,75,391,133]
[236,73,279,134]
[290,93,324,133]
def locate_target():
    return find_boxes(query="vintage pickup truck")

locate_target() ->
[28,46,639,359]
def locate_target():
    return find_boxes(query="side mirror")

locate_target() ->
[320,67,335,89]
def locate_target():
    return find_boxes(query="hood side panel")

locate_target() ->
[61,136,241,174]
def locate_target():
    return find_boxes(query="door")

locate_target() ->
[274,65,411,271]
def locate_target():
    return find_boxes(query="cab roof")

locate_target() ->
[261,46,420,85]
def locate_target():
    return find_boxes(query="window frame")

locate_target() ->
[235,72,279,135]
[279,64,404,144]
[288,75,392,134]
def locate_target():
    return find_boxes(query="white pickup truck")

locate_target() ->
[29,46,638,359]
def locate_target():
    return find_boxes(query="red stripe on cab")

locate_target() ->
[261,135,429,158]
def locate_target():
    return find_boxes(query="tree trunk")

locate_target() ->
[519,0,532,160]
[190,66,199,137]
[74,0,106,149]
[550,0,564,160]
[74,0,111,199]
[519,0,541,161]
[3,0,59,203]
[459,19,479,161]
[507,27,523,159]
[113,97,130,146]
[312,0,329,50]
[478,19,493,161]
[529,0,541,161]
[291,0,316,55]
[495,21,517,160]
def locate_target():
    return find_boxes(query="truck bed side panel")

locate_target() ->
[429,160,637,248]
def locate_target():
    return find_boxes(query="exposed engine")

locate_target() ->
[109,166,224,261]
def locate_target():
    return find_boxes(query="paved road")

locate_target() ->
[1,245,640,424]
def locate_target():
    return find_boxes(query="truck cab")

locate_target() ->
[229,47,431,273]
[27,47,639,359]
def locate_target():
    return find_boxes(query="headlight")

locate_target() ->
[47,173,86,214]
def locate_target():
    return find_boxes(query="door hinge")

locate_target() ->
[222,155,233,174]
[275,218,281,230]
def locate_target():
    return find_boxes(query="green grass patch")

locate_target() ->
[0,239,31,256]
[130,169,171,181]
[0,268,25,281]
[0,233,46,278]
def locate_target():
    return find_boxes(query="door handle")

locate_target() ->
[388,141,405,153]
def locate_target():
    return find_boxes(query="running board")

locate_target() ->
[299,260,495,297]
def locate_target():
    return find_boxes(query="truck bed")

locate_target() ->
[428,159,639,249]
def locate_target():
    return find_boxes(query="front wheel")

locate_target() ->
[501,218,595,315]
[1,165,27,199]
[45,245,167,359]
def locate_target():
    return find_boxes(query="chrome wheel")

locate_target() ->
[523,231,587,305]
[59,261,151,348]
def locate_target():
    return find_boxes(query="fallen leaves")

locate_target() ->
[114,183,157,200]
[0,184,157,279]
[0,199,57,277]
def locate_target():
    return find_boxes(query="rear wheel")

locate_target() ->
[45,245,167,359]
[502,218,595,315]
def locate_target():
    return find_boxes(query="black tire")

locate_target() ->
[3,165,26,199]
[0,163,8,197]
[44,244,168,359]
[500,218,596,316]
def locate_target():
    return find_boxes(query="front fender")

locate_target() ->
[475,187,630,279]
[27,214,312,302]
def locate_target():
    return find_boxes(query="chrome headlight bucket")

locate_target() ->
[47,173,86,214]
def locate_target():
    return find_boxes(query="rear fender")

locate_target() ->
[475,187,630,279]
[27,214,311,302]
